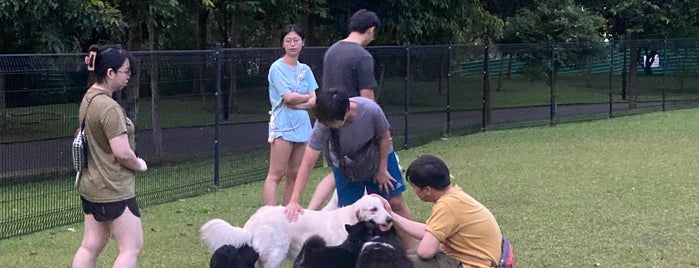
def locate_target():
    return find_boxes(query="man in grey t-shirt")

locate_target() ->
[321,40,377,98]
[322,8,379,99]
[307,9,382,211]
[285,89,414,249]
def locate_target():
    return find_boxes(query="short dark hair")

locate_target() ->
[314,88,349,125]
[406,155,451,190]
[348,9,380,34]
[87,44,132,82]
[280,24,305,43]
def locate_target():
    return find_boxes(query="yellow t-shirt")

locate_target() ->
[78,88,136,202]
[426,185,502,268]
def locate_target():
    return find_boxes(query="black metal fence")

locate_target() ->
[2,38,699,239]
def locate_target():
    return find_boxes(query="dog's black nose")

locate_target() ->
[386,216,393,223]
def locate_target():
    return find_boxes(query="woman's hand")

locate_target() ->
[284,201,304,222]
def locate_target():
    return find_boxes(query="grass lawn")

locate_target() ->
[1,105,699,268]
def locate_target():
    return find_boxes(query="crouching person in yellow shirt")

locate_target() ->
[374,155,503,268]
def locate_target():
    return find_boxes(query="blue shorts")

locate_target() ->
[332,151,406,207]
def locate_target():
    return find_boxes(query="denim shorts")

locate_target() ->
[332,151,406,207]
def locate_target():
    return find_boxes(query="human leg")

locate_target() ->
[407,250,462,268]
[263,138,293,205]
[281,142,306,205]
[332,168,368,207]
[306,172,336,210]
[72,214,110,268]
[365,151,416,249]
[111,206,143,268]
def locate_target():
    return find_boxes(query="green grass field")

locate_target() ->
[2,108,698,267]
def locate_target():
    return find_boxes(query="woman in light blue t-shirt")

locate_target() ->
[263,24,319,206]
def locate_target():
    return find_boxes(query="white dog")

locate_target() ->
[200,195,393,268]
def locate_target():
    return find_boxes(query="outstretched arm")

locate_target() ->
[284,147,321,222]
[372,194,440,259]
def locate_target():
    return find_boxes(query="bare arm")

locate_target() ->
[359,89,375,100]
[109,133,147,171]
[284,147,321,221]
[416,231,441,259]
[282,92,312,106]
[373,130,396,193]
[374,194,440,259]
[288,91,316,110]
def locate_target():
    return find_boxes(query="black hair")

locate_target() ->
[86,44,132,83]
[348,9,380,34]
[313,88,350,125]
[406,155,451,191]
[280,24,305,44]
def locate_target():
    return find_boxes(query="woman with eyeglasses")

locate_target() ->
[263,24,318,205]
[73,44,147,268]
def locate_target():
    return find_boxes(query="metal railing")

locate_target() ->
[2,39,699,239]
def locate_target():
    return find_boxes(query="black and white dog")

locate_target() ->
[356,227,414,268]
[292,221,381,268]
[209,244,259,268]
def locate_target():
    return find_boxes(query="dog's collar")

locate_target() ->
[361,241,395,251]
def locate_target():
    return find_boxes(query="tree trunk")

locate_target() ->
[194,8,208,100]
[438,48,448,95]
[496,54,506,91]
[148,18,163,156]
[627,42,639,109]
[226,61,238,118]
[124,20,141,124]
[506,54,513,79]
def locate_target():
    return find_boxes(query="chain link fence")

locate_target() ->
[2,39,699,239]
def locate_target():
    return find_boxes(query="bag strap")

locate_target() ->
[330,128,379,158]
[329,128,342,157]
[79,92,107,130]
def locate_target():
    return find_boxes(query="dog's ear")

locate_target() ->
[353,206,362,222]
[345,224,352,232]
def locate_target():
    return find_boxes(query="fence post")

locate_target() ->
[403,43,410,149]
[549,41,556,126]
[621,40,627,100]
[662,36,667,111]
[446,45,452,135]
[213,43,222,187]
[608,40,614,118]
[482,40,490,131]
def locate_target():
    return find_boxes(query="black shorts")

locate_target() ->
[81,196,141,222]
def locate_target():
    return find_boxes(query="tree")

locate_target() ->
[0,0,124,53]
[504,0,606,86]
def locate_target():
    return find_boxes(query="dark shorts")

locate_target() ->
[81,196,140,222]
[332,151,406,207]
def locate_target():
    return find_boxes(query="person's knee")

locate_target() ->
[80,237,109,255]
[119,237,144,256]
[388,195,406,209]
[265,174,283,183]
[388,195,412,217]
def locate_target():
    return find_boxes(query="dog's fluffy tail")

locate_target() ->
[200,219,252,252]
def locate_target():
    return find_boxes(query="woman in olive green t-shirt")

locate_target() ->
[73,44,148,268]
